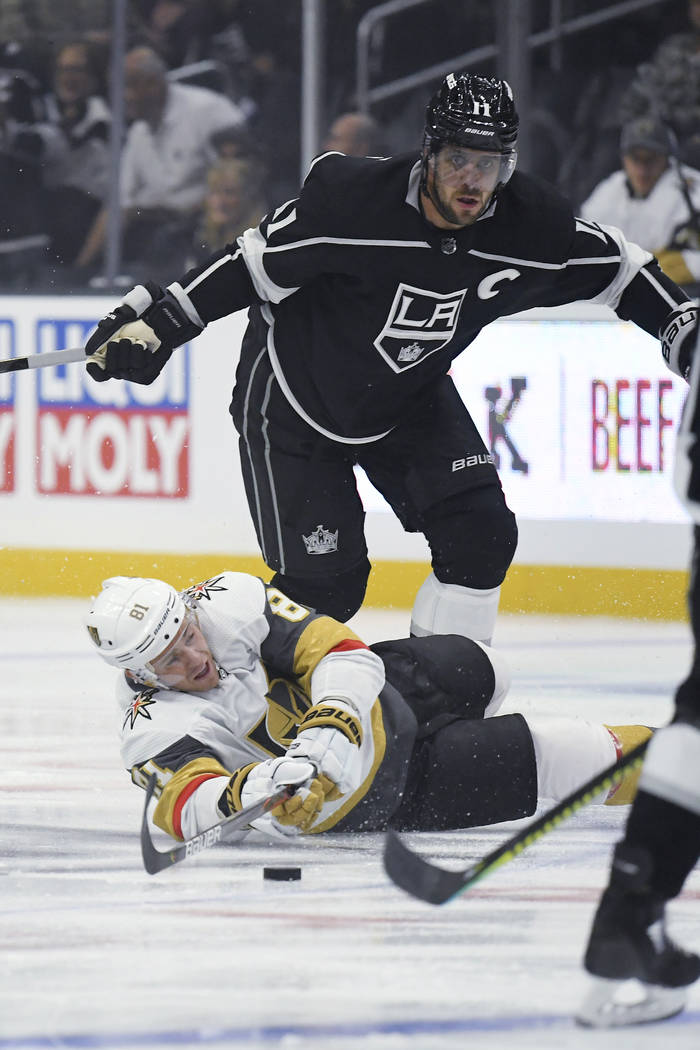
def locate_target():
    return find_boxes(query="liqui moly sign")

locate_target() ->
[35,319,190,498]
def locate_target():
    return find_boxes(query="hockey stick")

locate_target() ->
[384,738,650,905]
[140,773,293,874]
[0,347,87,373]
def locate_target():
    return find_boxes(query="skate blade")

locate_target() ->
[575,977,687,1027]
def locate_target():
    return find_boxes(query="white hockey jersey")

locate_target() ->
[581,164,700,281]
[116,571,389,839]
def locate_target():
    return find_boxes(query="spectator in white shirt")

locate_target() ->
[76,45,245,281]
[581,116,700,292]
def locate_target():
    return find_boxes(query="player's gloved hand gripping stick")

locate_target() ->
[222,701,364,837]
[84,282,202,384]
[141,701,363,871]
[141,773,294,874]
[0,283,202,379]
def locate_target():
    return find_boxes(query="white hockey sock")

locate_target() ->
[410,572,500,645]
[474,640,511,716]
[526,716,617,802]
[639,723,700,815]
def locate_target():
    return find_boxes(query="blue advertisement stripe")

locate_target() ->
[35,320,190,408]
[0,318,16,402]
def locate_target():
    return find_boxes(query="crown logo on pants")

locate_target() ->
[302,524,339,555]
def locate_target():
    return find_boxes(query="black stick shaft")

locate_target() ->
[140,774,293,874]
[384,738,650,904]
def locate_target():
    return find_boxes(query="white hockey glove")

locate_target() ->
[659,303,698,381]
[287,701,364,797]
[217,703,364,839]
[221,756,331,838]
[85,281,202,385]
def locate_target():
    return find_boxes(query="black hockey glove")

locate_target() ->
[659,303,699,381]
[85,281,203,385]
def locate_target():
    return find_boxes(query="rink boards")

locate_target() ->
[0,296,692,617]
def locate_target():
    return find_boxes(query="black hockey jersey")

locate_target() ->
[175,152,687,440]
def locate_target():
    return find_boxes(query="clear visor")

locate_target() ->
[144,607,197,687]
[432,145,516,189]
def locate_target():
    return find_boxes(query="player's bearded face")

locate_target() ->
[150,611,220,691]
[425,146,501,227]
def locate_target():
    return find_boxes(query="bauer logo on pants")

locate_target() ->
[0,319,16,492]
[374,283,467,373]
[35,318,191,498]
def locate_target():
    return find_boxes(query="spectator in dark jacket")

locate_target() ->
[42,39,111,268]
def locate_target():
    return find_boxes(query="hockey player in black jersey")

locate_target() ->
[576,324,700,1028]
[83,72,698,645]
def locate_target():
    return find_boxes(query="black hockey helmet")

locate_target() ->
[424,72,519,156]
[422,73,519,202]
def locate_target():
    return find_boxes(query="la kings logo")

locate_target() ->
[374,283,467,372]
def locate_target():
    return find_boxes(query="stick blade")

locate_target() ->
[140,774,184,874]
[139,775,295,874]
[141,830,180,874]
[383,829,474,904]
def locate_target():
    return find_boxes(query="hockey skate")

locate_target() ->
[576,844,700,1027]
[576,975,688,1027]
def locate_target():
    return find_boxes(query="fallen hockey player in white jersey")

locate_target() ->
[86,571,651,842]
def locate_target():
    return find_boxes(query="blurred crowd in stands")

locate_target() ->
[577,0,700,297]
[0,0,698,296]
[0,0,306,291]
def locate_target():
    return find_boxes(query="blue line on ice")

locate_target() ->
[2,1010,699,1047]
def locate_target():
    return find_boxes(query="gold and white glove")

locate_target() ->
[217,703,364,838]
[286,700,364,796]
[220,756,333,837]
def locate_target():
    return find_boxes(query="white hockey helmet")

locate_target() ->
[85,576,189,685]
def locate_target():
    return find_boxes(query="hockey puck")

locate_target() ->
[263,866,302,881]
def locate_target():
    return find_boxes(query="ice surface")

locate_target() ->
[1,598,699,1049]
